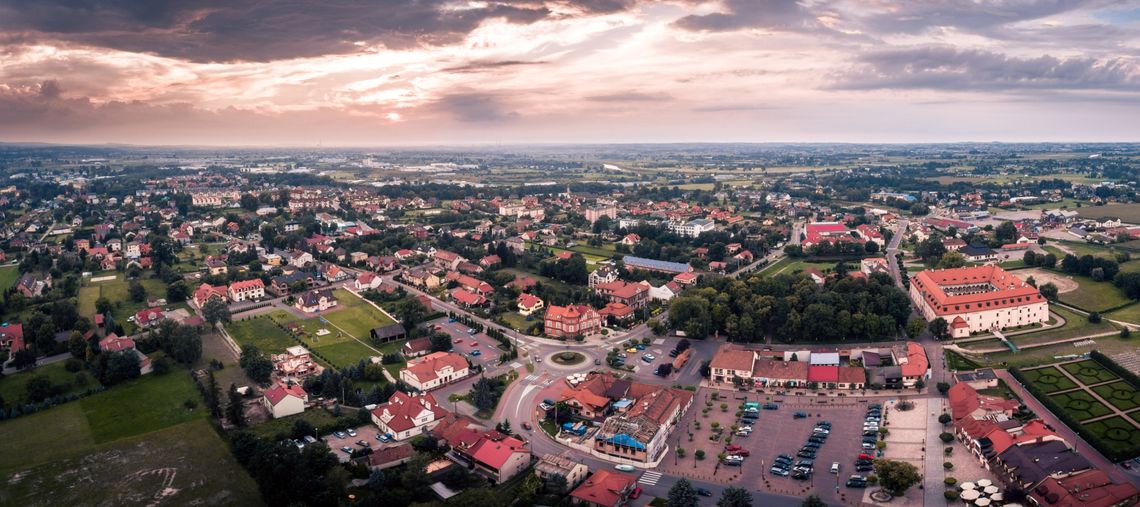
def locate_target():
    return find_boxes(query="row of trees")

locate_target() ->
[668,272,912,342]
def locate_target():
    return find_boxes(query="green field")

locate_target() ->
[0,418,259,506]
[1084,416,1140,450]
[1020,366,1079,393]
[1060,360,1119,385]
[81,272,179,333]
[1057,275,1132,312]
[1077,203,1140,223]
[1047,390,1113,421]
[1106,303,1140,325]
[322,289,397,338]
[0,265,19,290]
[226,315,298,354]
[247,407,341,440]
[759,258,855,278]
[1092,381,1140,412]
[0,361,103,406]
[79,371,207,443]
[1009,306,1117,348]
[267,307,400,371]
[1055,241,1118,259]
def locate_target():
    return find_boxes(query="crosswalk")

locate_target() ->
[638,471,663,486]
[523,373,540,382]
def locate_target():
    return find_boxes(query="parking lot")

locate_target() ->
[428,317,508,368]
[323,424,386,463]
[658,390,890,506]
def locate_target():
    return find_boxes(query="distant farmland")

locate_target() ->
[1078,203,1140,223]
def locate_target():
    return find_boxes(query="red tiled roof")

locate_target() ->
[0,323,25,351]
[571,470,636,507]
[808,365,839,383]
[404,352,468,383]
[470,435,528,469]
[99,333,136,352]
[711,345,757,373]
[900,341,928,378]
[229,279,264,291]
[911,265,1044,316]
[449,289,487,306]
[517,293,543,309]
[264,383,307,406]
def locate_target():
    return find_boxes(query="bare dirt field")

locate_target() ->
[1017,268,1079,294]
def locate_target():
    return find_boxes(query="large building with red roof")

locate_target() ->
[544,305,601,338]
[0,322,24,352]
[399,351,470,391]
[909,265,1048,338]
[370,391,451,441]
[569,469,637,507]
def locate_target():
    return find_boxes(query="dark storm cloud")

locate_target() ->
[672,0,826,33]
[832,47,1140,92]
[429,92,519,122]
[0,0,554,62]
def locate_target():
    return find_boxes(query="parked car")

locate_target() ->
[304,435,317,444]
[468,328,476,334]
[356,439,369,447]
[594,358,601,365]
[615,464,636,472]
[346,428,357,437]
[769,467,790,476]
[629,487,642,499]
[724,445,742,452]
[471,350,482,356]
[641,354,656,362]
[763,403,779,410]
[333,431,348,439]
[831,462,840,474]
[729,449,751,457]
[697,488,713,497]
[340,446,353,454]
[846,476,868,488]
[794,411,808,419]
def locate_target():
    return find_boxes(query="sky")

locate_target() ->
[1,0,1139,146]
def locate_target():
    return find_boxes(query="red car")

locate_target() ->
[521,422,532,431]
[454,339,463,345]
[858,453,874,460]
[729,449,751,457]
[629,487,642,499]
[724,444,742,452]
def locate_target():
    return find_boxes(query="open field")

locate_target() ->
[267,308,399,370]
[0,265,19,290]
[323,289,397,338]
[0,418,260,507]
[1077,203,1140,223]
[1106,303,1140,325]
[1016,268,1079,293]
[79,370,207,443]
[1007,306,1116,347]
[1019,365,1079,393]
[226,315,298,354]
[1057,274,1132,312]
[247,407,341,440]
[758,257,856,277]
[0,361,103,406]
[81,272,183,332]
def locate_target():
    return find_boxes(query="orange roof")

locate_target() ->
[900,341,928,378]
[404,352,468,383]
[911,265,1044,316]
[570,470,636,506]
[264,383,307,406]
[517,293,543,308]
[230,278,264,291]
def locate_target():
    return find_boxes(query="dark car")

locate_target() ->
[791,470,811,480]
[846,476,868,488]
[763,403,779,410]
[808,436,826,444]
[794,411,808,419]
[803,442,821,449]
[855,464,874,472]
[769,467,790,476]
[697,488,713,497]
[797,450,816,458]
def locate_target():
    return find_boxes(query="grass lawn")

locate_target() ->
[1009,307,1117,347]
[80,371,206,443]
[1020,366,1079,393]
[1047,390,1114,421]
[226,315,298,354]
[77,286,100,318]
[322,289,397,339]
[1077,203,1140,223]
[945,350,981,371]
[498,312,536,332]
[0,265,19,290]
[1084,416,1140,453]
[0,361,102,406]
[1092,381,1140,412]
[0,403,94,472]
[310,341,379,368]
[1060,360,1120,385]
[1056,240,1117,259]
[84,272,178,332]
[1119,261,1140,273]
[1106,303,1140,325]
[247,407,342,440]
[569,243,617,258]
[1,418,259,506]
[1057,275,1132,312]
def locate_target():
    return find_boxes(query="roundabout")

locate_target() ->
[550,351,587,366]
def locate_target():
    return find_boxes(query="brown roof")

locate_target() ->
[367,443,413,467]
[751,359,809,381]
[710,345,756,373]
[837,366,866,384]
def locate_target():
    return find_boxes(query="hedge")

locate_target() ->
[1010,366,1140,462]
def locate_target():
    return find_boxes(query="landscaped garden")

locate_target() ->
[1059,359,1119,385]
[1092,381,1140,412]
[1018,366,1078,393]
[1046,390,1113,421]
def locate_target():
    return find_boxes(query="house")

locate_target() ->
[402,337,432,358]
[943,238,967,251]
[228,279,265,302]
[545,305,602,338]
[517,293,545,316]
[649,281,682,302]
[192,280,228,307]
[432,250,466,271]
[400,352,471,391]
[368,443,414,471]
[960,244,998,263]
[672,272,698,286]
[295,289,337,313]
[98,333,153,374]
[262,383,308,419]
[709,345,757,383]
[860,257,890,275]
[355,272,384,291]
[370,324,407,343]
[451,432,531,484]
[269,271,315,295]
[16,273,51,298]
[403,268,441,289]
[449,288,488,308]
[598,302,635,322]
[621,234,640,246]
[271,345,318,378]
[505,236,526,253]
[1028,469,1140,507]
[535,452,590,491]
[133,308,165,328]
[371,391,450,441]
[569,470,637,507]
[479,255,501,268]
[320,263,349,282]
[593,280,650,309]
[588,265,620,288]
[897,341,929,387]
[910,265,1048,338]
[0,322,24,351]
[205,257,228,275]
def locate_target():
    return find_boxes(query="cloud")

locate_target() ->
[831,47,1140,92]
[440,60,548,73]
[672,0,826,33]
[428,92,519,122]
[585,91,672,102]
[851,0,1113,35]
[0,0,554,62]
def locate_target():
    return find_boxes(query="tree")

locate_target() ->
[938,413,952,425]
[227,383,246,427]
[717,486,753,507]
[429,332,452,353]
[240,193,260,212]
[155,322,203,364]
[471,376,498,411]
[395,298,428,329]
[239,344,273,384]
[95,297,113,314]
[1039,282,1059,300]
[166,281,190,303]
[103,350,141,385]
[905,318,926,339]
[801,495,826,507]
[202,298,231,326]
[865,241,880,253]
[1089,312,1102,324]
[666,478,699,507]
[25,375,56,403]
[938,252,966,269]
[929,317,950,341]
[873,459,921,496]
[11,349,37,370]
[995,221,1017,244]
[68,331,87,358]
[128,280,147,303]
[937,382,951,395]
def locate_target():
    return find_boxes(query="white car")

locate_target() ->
[831,462,840,474]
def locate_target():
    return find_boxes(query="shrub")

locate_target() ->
[938,413,952,425]
[943,462,954,470]
[939,432,954,443]
[944,490,959,500]
[944,477,957,486]
[695,450,705,460]
[64,358,83,372]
